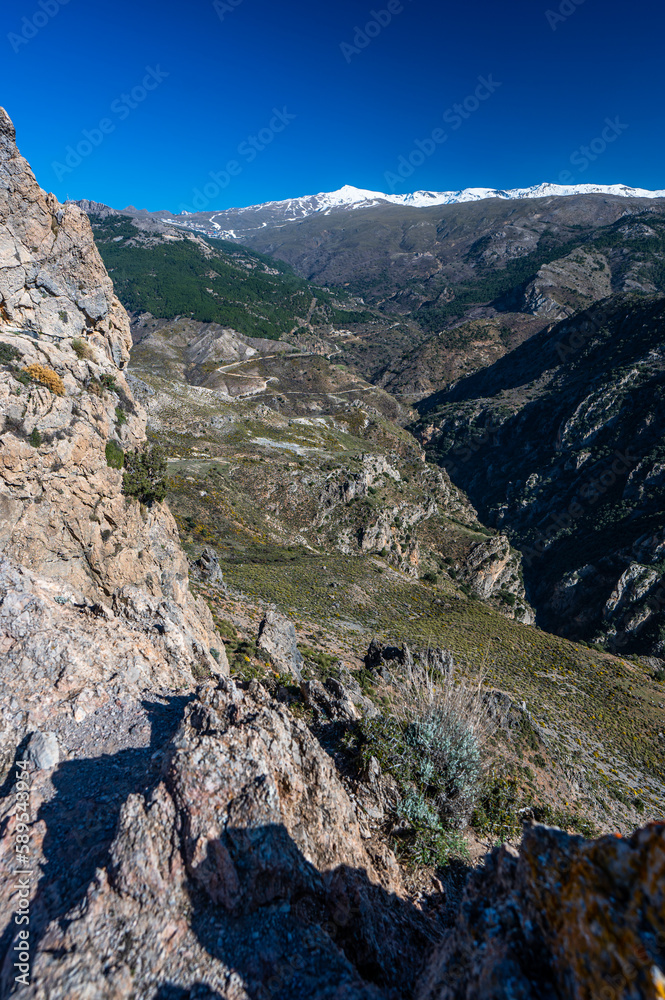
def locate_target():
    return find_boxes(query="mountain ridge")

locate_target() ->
[76,181,665,228]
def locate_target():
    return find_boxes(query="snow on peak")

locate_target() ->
[288,182,665,212]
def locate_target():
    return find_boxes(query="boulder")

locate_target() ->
[194,546,225,586]
[257,609,304,681]
[299,678,360,721]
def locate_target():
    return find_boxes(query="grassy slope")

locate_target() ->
[171,462,665,837]
[125,345,665,837]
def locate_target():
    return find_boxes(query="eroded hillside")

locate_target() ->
[1,107,663,1000]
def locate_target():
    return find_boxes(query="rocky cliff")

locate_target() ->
[0,106,223,770]
[415,293,665,655]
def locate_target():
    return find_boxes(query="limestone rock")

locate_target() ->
[194,545,225,585]
[257,608,304,680]
[0,107,131,366]
[0,109,221,760]
[457,533,535,623]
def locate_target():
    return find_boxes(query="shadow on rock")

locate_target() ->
[154,985,226,1000]
[0,696,190,997]
[188,824,440,1000]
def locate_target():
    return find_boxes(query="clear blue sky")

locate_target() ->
[1,0,663,211]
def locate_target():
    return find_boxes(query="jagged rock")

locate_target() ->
[1,679,434,999]
[193,545,225,587]
[417,822,665,1000]
[365,639,413,680]
[257,608,304,680]
[0,107,131,365]
[25,731,60,770]
[337,664,379,718]
[0,109,220,761]
[457,534,535,623]
[300,677,360,721]
[364,641,456,684]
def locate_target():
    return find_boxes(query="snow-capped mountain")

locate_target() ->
[164,181,665,241]
[255,181,665,213]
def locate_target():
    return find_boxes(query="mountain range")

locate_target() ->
[94,181,665,243]
[2,102,664,999]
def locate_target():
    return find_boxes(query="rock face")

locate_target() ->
[0,108,221,765]
[456,534,534,623]
[520,249,613,320]
[257,608,305,680]
[417,822,665,1000]
[416,294,665,653]
[194,545,225,586]
[0,108,130,365]
[0,678,434,1000]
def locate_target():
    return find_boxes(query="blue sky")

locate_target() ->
[1,0,663,211]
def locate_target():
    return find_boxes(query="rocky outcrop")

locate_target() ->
[257,608,305,680]
[0,678,434,1000]
[0,109,130,365]
[2,674,663,999]
[0,108,222,764]
[417,822,665,1000]
[456,534,534,623]
[194,545,225,586]
[521,249,612,320]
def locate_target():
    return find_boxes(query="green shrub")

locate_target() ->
[421,571,439,584]
[472,769,523,842]
[0,342,21,365]
[105,440,124,469]
[115,406,127,426]
[396,789,469,866]
[406,710,482,805]
[300,645,340,680]
[354,673,489,861]
[28,427,42,448]
[122,444,168,505]
[100,373,118,393]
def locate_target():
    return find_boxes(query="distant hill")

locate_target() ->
[85,212,371,339]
